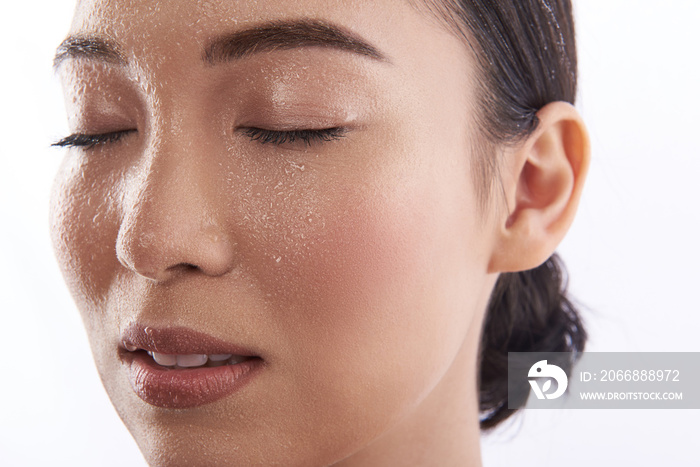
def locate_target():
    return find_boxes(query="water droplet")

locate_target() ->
[289,162,305,172]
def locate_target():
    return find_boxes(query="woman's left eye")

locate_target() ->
[241,127,347,146]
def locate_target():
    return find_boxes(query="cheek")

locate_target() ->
[50,153,122,311]
[251,146,485,432]
[315,181,476,349]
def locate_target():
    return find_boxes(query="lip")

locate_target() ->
[120,324,263,409]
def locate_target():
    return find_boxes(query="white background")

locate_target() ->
[1,1,698,466]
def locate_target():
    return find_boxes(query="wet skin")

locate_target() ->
[50,0,517,465]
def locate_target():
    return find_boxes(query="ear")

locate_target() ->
[488,102,590,273]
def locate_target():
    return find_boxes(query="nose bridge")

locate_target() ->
[116,116,236,281]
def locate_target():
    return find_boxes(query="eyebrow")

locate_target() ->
[54,19,386,70]
[203,19,386,64]
[53,35,127,69]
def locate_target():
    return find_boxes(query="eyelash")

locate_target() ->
[52,130,136,149]
[52,127,346,149]
[241,127,346,146]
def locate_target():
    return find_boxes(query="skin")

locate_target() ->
[51,0,589,465]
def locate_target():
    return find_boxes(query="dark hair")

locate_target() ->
[418,0,586,429]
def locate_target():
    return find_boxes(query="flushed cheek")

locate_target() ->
[261,171,477,420]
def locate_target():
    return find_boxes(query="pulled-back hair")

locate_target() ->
[417,0,587,429]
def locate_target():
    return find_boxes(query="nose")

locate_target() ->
[116,138,237,282]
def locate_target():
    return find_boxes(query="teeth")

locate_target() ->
[147,352,250,368]
[176,354,208,367]
[124,342,138,352]
[229,355,248,364]
[152,352,178,366]
[208,354,233,362]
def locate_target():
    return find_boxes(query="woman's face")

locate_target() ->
[52,0,498,464]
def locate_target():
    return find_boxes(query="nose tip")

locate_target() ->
[116,223,237,282]
[116,196,236,282]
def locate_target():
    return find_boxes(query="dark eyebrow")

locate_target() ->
[203,19,387,64]
[53,35,127,69]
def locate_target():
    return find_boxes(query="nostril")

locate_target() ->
[167,263,200,273]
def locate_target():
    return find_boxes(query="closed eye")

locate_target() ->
[52,127,345,149]
[52,129,137,149]
[241,127,346,146]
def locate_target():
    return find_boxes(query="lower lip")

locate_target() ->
[125,352,262,409]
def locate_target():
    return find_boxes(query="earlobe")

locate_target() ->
[488,102,590,274]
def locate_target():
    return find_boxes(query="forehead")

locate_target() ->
[70,0,393,49]
[67,0,465,70]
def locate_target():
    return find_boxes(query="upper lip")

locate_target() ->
[120,323,259,356]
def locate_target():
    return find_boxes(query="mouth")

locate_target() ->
[120,325,263,409]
